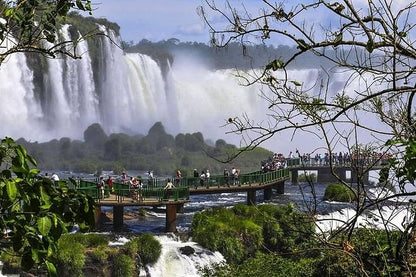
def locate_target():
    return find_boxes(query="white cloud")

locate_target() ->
[176,23,205,36]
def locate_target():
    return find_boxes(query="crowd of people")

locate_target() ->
[261,153,287,173]
[298,151,391,166]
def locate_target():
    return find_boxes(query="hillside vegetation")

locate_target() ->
[17,122,273,176]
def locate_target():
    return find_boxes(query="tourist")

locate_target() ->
[51,172,59,185]
[205,169,210,187]
[129,177,139,202]
[148,170,154,187]
[200,170,205,188]
[231,167,237,185]
[175,170,182,186]
[121,171,128,184]
[164,178,174,200]
[107,176,113,193]
[137,178,144,202]
[193,169,199,189]
[97,176,105,199]
[223,169,230,187]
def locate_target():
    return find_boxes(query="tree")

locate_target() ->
[0,0,95,64]
[83,123,108,148]
[199,0,416,274]
[0,1,97,275]
[0,138,95,275]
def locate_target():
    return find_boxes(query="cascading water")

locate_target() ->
[0,23,354,149]
[0,38,43,138]
[144,235,224,277]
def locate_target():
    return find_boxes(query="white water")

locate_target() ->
[145,235,224,277]
[0,23,341,151]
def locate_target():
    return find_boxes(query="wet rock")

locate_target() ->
[179,246,195,256]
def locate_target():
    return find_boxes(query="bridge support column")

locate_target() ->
[166,204,178,232]
[264,187,272,201]
[291,170,298,184]
[275,181,285,195]
[94,206,101,230]
[247,190,256,205]
[113,206,124,231]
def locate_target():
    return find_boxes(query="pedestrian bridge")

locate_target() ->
[75,157,386,232]
[75,169,289,232]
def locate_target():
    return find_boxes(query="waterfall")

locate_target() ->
[0,23,333,150]
[144,235,224,277]
[0,37,43,138]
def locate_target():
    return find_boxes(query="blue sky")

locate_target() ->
[92,0,211,43]
[90,1,414,45]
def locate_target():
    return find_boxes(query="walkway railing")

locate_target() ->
[74,168,290,203]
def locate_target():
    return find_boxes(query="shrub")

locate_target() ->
[56,239,86,277]
[192,204,315,263]
[0,249,21,274]
[58,233,109,248]
[112,253,135,277]
[199,253,316,277]
[324,183,356,202]
[135,233,162,265]
[90,245,111,263]
[123,239,139,258]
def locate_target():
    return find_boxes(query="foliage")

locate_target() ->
[196,205,407,276]
[0,249,21,274]
[58,233,109,248]
[135,233,161,265]
[0,137,95,275]
[191,204,314,263]
[0,0,92,65]
[56,238,86,277]
[84,123,108,149]
[297,173,317,182]
[19,122,273,176]
[203,253,316,277]
[90,245,111,263]
[112,253,135,277]
[323,184,356,203]
[124,233,161,266]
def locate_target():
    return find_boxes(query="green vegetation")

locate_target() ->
[193,204,406,276]
[323,183,356,203]
[113,254,135,277]
[0,138,95,275]
[18,122,273,176]
[1,233,162,276]
[192,204,314,263]
[297,172,317,182]
[123,39,333,75]
[56,238,86,277]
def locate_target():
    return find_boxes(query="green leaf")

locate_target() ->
[398,31,407,38]
[45,261,57,277]
[38,216,52,236]
[265,59,284,71]
[4,8,13,17]
[6,180,17,201]
[76,0,85,10]
[40,185,51,205]
[333,33,342,47]
[290,80,302,86]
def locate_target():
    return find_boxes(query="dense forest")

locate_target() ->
[17,122,273,177]
[122,38,334,75]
